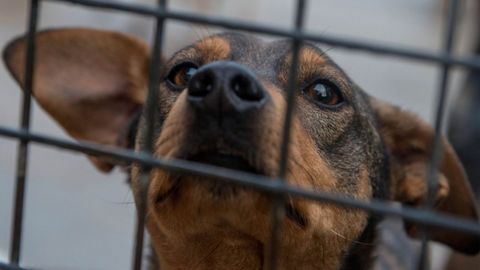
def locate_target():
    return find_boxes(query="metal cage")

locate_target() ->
[1,0,480,270]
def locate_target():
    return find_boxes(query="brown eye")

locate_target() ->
[166,62,198,89]
[303,80,344,107]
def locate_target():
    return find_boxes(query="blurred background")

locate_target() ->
[0,0,479,269]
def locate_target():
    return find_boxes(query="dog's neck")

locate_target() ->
[145,219,380,270]
[146,221,264,270]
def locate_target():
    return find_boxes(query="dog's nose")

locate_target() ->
[187,61,266,113]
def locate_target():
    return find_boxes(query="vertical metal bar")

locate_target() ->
[131,1,167,270]
[267,0,306,269]
[9,0,40,265]
[416,0,460,269]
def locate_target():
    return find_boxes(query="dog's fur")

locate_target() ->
[3,28,480,270]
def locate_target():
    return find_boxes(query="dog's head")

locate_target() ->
[4,29,480,269]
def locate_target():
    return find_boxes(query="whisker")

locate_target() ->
[329,228,374,246]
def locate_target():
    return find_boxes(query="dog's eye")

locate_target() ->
[302,80,344,107]
[166,62,198,89]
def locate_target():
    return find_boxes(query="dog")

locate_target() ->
[3,28,480,270]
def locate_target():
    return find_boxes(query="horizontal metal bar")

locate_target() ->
[44,0,480,71]
[0,262,32,270]
[0,126,480,236]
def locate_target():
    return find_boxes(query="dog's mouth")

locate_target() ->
[155,149,308,229]
[189,152,259,174]
[155,148,261,204]
[185,151,261,198]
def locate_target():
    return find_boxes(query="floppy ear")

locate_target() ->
[3,28,149,172]
[370,98,480,255]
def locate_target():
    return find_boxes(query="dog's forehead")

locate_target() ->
[220,33,329,65]
[187,33,333,80]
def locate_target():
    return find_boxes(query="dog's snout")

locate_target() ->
[187,61,266,113]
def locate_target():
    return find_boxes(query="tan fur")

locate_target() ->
[279,47,351,91]
[196,36,231,63]
[3,29,479,269]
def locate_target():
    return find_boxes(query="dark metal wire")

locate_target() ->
[131,1,167,270]
[9,0,39,265]
[417,0,460,269]
[267,0,306,269]
[1,0,480,269]
[1,126,480,237]
[43,0,480,71]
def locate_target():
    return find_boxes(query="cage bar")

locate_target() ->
[43,0,480,71]
[0,126,479,237]
[417,0,461,269]
[9,0,40,265]
[267,0,306,269]
[131,1,167,270]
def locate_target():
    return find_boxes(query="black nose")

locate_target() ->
[187,61,266,113]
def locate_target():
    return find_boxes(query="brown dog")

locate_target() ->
[3,28,480,270]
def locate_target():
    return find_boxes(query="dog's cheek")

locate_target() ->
[158,86,180,117]
[249,83,283,176]
[333,166,371,239]
[148,171,192,237]
[284,95,372,249]
[256,84,338,188]
[154,91,195,158]
[148,174,227,236]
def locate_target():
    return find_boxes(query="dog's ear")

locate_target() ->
[370,98,480,255]
[3,28,149,172]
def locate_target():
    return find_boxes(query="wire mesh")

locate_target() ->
[267,0,306,269]
[9,0,39,265]
[131,1,167,269]
[0,0,479,270]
